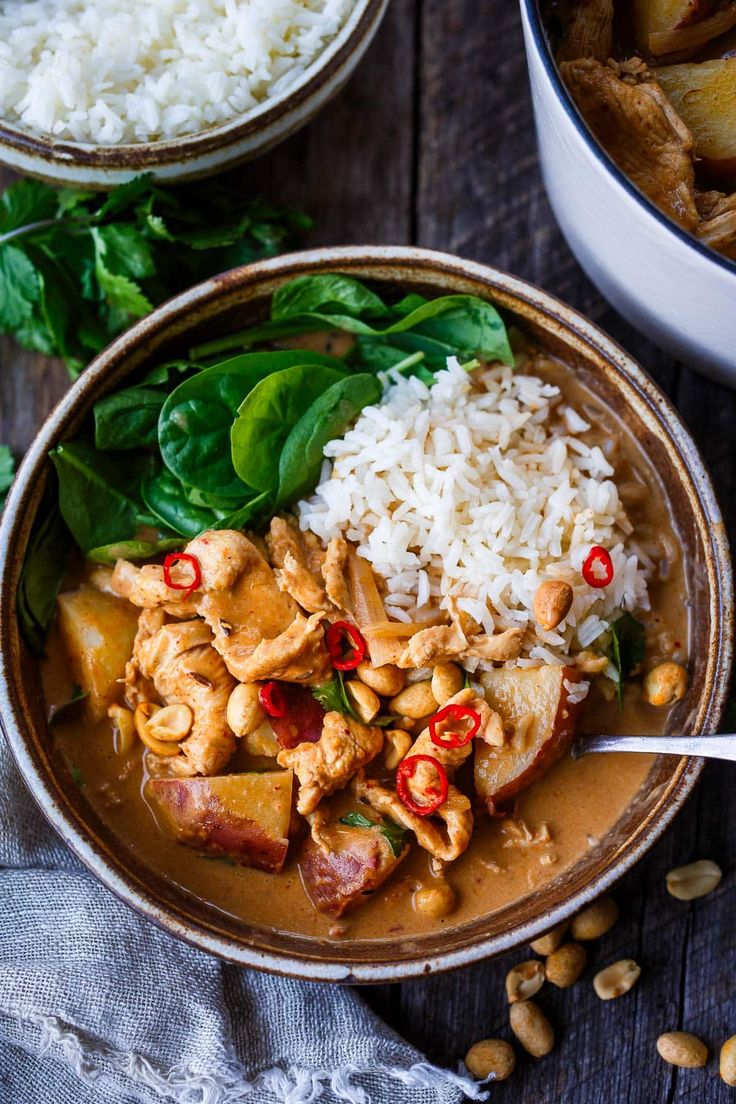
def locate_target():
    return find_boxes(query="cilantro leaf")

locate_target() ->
[311,672,360,720]
[339,811,409,858]
[0,445,15,509]
[0,246,40,329]
[0,179,57,233]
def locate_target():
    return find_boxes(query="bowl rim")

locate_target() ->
[519,0,736,280]
[0,244,732,983]
[0,0,384,166]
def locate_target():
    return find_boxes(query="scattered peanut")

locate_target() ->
[243,720,279,758]
[108,704,135,756]
[412,882,457,919]
[571,896,619,941]
[509,1000,554,1058]
[643,661,688,707]
[134,702,179,757]
[345,679,381,723]
[383,728,413,770]
[389,680,438,720]
[505,960,545,1004]
[545,942,587,989]
[593,959,641,1001]
[530,922,568,956]
[656,1032,708,1069]
[431,663,465,705]
[146,702,193,742]
[720,1036,736,1086]
[464,1038,516,1081]
[226,683,265,737]
[575,650,609,675]
[666,859,722,901]
[356,661,405,697]
[533,580,574,631]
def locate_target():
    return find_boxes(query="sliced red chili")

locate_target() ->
[163,552,201,598]
[396,754,449,817]
[259,681,287,718]
[582,545,614,589]
[429,703,482,749]
[325,620,367,671]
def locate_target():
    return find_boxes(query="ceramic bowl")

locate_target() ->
[0,0,387,188]
[518,0,736,385]
[0,246,731,982]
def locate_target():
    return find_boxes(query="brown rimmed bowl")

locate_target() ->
[0,0,388,188]
[0,246,732,982]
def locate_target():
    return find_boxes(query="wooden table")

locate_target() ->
[1,2,734,1100]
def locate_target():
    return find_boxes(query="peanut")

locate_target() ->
[383,728,413,770]
[345,679,381,723]
[134,703,179,757]
[108,704,135,756]
[666,859,722,901]
[464,1039,516,1081]
[146,702,193,742]
[720,1036,736,1086]
[389,680,438,720]
[412,882,456,919]
[643,662,688,707]
[509,1000,554,1058]
[656,1032,708,1069]
[226,683,265,737]
[571,896,619,941]
[545,942,587,989]
[243,720,279,758]
[357,661,405,697]
[593,959,641,1000]
[533,580,574,631]
[431,663,465,705]
[505,960,545,1004]
[530,922,568,956]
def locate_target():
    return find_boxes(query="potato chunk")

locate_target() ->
[299,815,409,915]
[657,60,736,176]
[57,585,139,721]
[149,771,293,872]
[631,0,714,55]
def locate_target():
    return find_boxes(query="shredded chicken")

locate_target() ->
[267,517,328,613]
[111,560,199,618]
[557,0,613,63]
[226,611,331,684]
[322,536,353,615]
[132,618,236,776]
[278,711,384,814]
[396,623,524,668]
[696,190,736,259]
[352,773,473,863]
[560,58,699,231]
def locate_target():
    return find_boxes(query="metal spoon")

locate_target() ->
[572,732,736,763]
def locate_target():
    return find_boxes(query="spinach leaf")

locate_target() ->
[18,501,70,654]
[94,386,166,450]
[596,611,646,708]
[212,492,273,531]
[354,331,460,374]
[272,274,389,321]
[48,684,88,724]
[338,811,408,858]
[231,362,348,493]
[159,350,342,498]
[86,536,183,564]
[277,373,381,504]
[0,445,15,509]
[50,440,152,553]
[140,359,199,387]
[141,467,224,538]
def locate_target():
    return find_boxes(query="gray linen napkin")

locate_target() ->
[0,734,486,1103]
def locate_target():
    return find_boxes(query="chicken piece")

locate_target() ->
[352,774,473,863]
[267,517,327,613]
[111,560,200,618]
[396,623,524,668]
[465,628,526,663]
[124,607,166,707]
[406,688,502,777]
[557,0,614,63]
[322,536,353,615]
[134,619,237,776]
[697,190,736,258]
[185,530,256,590]
[277,711,384,815]
[560,58,699,231]
[227,611,331,685]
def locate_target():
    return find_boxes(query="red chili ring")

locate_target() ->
[396,754,449,817]
[163,552,201,598]
[429,703,482,749]
[325,620,367,671]
[582,545,614,589]
[259,681,287,718]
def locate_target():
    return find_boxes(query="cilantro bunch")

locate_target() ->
[0,173,310,377]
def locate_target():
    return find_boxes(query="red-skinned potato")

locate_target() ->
[657,59,736,178]
[475,666,586,814]
[631,0,715,54]
[57,585,139,721]
[299,817,409,916]
[149,771,293,872]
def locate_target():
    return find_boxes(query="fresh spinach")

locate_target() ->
[338,811,409,858]
[141,467,226,538]
[277,373,381,504]
[272,274,389,320]
[212,492,273,531]
[94,386,167,450]
[87,537,183,564]
[18,500,70,654]
[231,362,349,493]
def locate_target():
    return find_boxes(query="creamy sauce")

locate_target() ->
[42,354,689,943]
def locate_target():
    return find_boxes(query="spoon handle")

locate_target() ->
[572,733,736,763]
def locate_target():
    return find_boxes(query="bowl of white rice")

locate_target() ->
[0,0,388,187]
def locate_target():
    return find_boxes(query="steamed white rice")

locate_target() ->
[298,356,651,667]
[0,0,356,144]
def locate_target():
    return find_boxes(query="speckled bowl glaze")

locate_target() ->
[0,246,732,982]
[0,0,388,188]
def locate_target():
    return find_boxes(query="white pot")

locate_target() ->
[519,0,736,384]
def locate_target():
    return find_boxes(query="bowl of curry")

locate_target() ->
[0,246,731,981]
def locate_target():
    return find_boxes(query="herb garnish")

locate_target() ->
[339,811,409,858]
[311,673,396,727]
[595,611,646,707]
[48,684,88,724]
